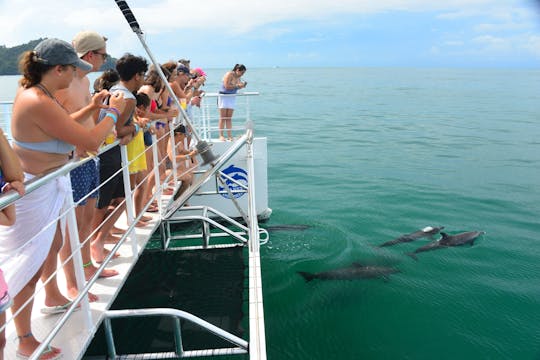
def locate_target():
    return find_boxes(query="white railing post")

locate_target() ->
[65,192,93,329]
[120,144,138,255]
[151,133,162,215]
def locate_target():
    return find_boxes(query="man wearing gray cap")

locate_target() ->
[44,31,117,309]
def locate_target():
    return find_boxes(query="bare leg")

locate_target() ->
[91,201,125,263]
[41,224,71,308]
[219,108,228,141]
[226,109,234,140]
[12,271,61,358]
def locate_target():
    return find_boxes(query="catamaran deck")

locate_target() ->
[1,89,268,359]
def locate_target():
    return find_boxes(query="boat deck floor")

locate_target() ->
[4,200,163,360]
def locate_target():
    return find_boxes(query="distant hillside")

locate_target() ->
[0,38,116,75]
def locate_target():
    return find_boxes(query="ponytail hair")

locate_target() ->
[18,50,54,88]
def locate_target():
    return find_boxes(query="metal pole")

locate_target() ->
[113,0,218,166]
[64,194,92,328]
[120,144,138,255]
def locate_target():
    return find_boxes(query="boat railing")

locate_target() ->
[102,308,248,359]
[192,92,259,141]
[0,94,267,359]
[0,120,188,359]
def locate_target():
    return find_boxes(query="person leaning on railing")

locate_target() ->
[0,38,126,360]
[0,127,25,360]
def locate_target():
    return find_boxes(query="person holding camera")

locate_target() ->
[218,64,247,141]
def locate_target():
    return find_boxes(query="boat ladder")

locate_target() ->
[102,308,248,359]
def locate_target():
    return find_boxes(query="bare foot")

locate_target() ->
[67,287,99,302]
[91,245,120,263]
[17,334,62,359]
[219,136,226,141]
[140,215,152,222]
[104,233,121,244]
[135,220,149,228]
[85,264,119,280]
[111,226,126,235]
[43,293,72,309]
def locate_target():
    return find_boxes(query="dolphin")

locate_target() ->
[407,231,485,260]
[378,226,445,247]
[266,224,310,232]
[298,262,400,282]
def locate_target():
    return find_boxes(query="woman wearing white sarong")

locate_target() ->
[0,38,125,360]
[217,64,247,141]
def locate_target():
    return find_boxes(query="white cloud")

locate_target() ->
[0,0,537,66]
[0,0,525,47]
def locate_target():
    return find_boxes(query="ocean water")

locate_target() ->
[1,67,540,359]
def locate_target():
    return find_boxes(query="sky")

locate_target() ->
[0,0,539,68]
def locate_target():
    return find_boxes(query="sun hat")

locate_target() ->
[192,67,206,77]
[72,31,108,57]
[34,38,92,71]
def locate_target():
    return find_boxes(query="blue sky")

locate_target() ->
[0,0,539,68]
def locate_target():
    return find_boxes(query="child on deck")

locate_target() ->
[167,125,197,201]
[127,93,152,225]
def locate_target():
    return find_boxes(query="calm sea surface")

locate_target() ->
[1,67,540,359]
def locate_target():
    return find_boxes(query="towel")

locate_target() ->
[0,173,70,297]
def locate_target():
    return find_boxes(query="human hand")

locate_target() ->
[118,133,133,145]
[191,96,201,107]
[3,181,25,196]
[168,108,179,117]
[109,91,126,114]
[91,90,110,109]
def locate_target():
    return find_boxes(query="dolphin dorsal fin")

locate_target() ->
[439,232,450,244]
[352,262,364,268]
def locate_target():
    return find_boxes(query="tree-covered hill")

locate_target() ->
[0,39,44,75]
[0,38,116,75]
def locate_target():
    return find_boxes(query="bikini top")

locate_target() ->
[12,138,75,154]
[14,84,76,155]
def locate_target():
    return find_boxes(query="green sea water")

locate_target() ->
[250,67,540,359]
[1,67,539,359]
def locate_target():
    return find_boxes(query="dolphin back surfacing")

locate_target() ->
[407,230,485,260]
[298,262,400,282]
[378,226,444,247]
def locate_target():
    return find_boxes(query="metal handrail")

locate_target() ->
[103,308,248,358]
[163,129,251,219]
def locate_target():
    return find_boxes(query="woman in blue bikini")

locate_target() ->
[0,38,125,360]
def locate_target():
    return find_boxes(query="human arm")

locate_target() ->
[26,92,126,152]
[0,128,24,183]
[69,90,110,123]
[0,129,25,226]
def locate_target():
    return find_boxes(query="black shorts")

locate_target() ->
[97,146,125,209]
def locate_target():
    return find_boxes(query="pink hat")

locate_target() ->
[192,67,206,77]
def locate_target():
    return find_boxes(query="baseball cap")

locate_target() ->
[177,64,196,78]
[72,31,108,57]
[34,38,92,71]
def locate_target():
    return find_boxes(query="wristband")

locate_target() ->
[104,112,118,124]
[108,107,120,117]
[134,123,140,133]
